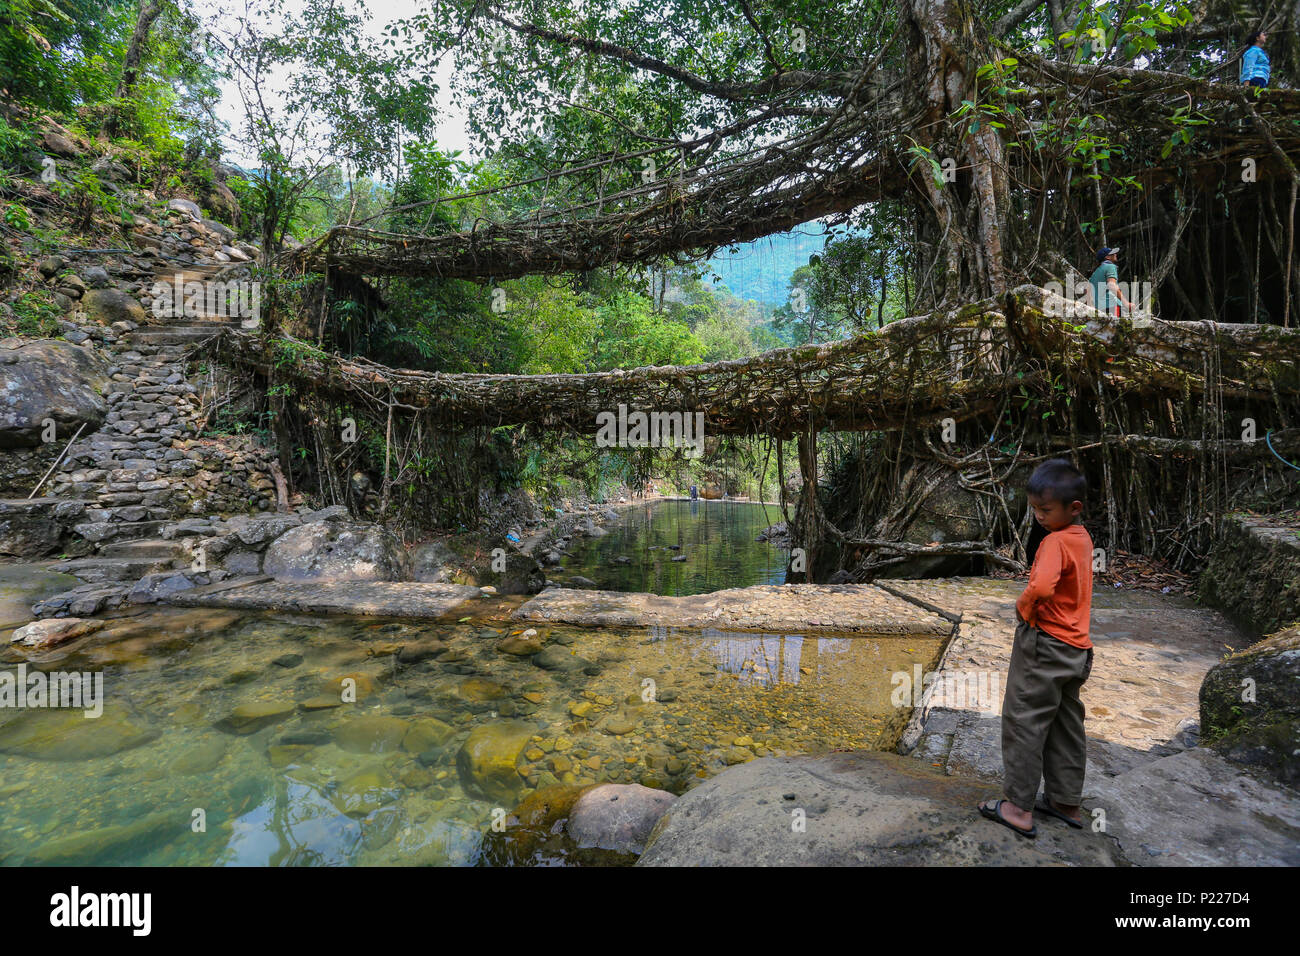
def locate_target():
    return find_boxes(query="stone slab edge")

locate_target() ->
[511,583,950,635]
[168,579,483,618]
[874,580,972,755]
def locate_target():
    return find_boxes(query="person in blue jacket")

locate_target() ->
[1240,30,1270,88]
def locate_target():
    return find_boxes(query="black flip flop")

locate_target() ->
[1035,796,1084,829]
[977,799,1036,839]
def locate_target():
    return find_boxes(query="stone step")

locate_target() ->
[98,537,191,560]
[73,519,169,544]
[149,310,248,324]
[51,556,176,584]
[0,498,98,514]
[127,327,226,345]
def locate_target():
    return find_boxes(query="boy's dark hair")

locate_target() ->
[1027,458,1087,505]
[1246,29,1265,46]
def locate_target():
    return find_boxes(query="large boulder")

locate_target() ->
[455,720,536,804]
[10,617,105,649]
[1200,624,1300,785]
[201,182,240,226]
[201,217,236,244]
[167,198,202,220]
[637,750,1124,866]
[879,471,993,578]
[568,784,676,855]
[476,783,663,866]
[80,288,147,326]
[1199,514,1300,637]
[39,126,81,158]
[262,520,408,583]
[412,537,544,594]
[0,499,67,557]
[0,340,110,447]
[409,540,459,582]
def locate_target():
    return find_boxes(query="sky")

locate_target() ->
[194,0,475,167]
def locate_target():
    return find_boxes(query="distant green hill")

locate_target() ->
[701,225,834,306]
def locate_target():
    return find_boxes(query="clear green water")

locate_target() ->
[0,605,943,866]
[556,499,789,595]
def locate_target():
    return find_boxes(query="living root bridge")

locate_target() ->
[211,285,1300,440]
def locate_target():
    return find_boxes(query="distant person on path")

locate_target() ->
[979,459,1095,838]
[1241,30,1270,87]
[1089,246,1132,317]
[689,484,698,500]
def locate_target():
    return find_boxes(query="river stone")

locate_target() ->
[599,714,637,736]
[263,520,408,583]
[217,700,295,735]
[1199,623,1300,784]
[299,695,343,711]
[533,645,592,672]
[279,730,332,746]
[28,813,178,865]
[456,720,536,803]
[395,638,447,664]
[496,633,543,656]
[458,677,509,701]
[0,340,110,447]
[569,784,676,855]
[637,750,1126,866]
[403,717,455,753]
[10,617,105,649]
[170,737,227,775]
[80,288,147,326]
[478,783,624,866]
[0,708,159,761]
[332,764,400,817]
[333,715,410,753]
[323,671,376,700]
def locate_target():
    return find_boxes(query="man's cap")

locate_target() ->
[1097,246,1120,261]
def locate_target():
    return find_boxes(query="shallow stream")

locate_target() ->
[0,603,942,866]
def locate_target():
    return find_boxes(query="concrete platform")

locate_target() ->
[167,577,483,618]
[513,583,952,635]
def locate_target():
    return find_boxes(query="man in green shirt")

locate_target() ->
[1089,246,1132,316]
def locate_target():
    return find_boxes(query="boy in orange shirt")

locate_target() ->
[979,459,1094,838]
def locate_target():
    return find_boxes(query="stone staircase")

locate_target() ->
[9,209,284,615]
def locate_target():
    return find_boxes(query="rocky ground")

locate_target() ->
[640,578,1300,866]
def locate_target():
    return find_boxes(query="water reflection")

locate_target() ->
[560,500,789,595]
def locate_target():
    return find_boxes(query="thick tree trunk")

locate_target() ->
[104,0,164,139]
[903,0,1010,305]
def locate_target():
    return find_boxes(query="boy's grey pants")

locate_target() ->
[1001,618,1094,812]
